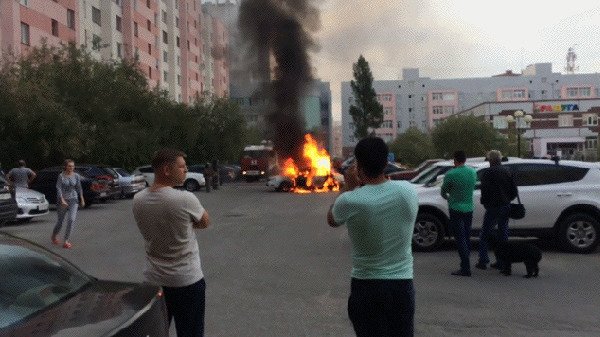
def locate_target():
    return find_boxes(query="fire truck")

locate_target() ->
[240,141,278,182]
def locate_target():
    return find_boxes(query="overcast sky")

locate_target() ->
[312,0,600,121]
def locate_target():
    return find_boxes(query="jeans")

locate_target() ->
[478,204,511,265]
[348,278,415,337]
[163,278,206,337]
[449,209,473,273]
[53,199,79,241]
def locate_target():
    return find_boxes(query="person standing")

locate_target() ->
[133,149,210,337]
[441,151,477,277]
[328,137,418,337]
[476,150,518,270]
[7,159,36,188]
[52,159,85,249]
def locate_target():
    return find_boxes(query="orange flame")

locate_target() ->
[280,134,340,193]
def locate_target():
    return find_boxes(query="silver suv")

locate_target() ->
[413,158,600,254]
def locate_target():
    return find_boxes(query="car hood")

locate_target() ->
[3,280,166,337]
[15,187,46,199]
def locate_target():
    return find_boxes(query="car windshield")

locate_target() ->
[0,236,92,328]
[115,168,131,177]
[410,164,452,185]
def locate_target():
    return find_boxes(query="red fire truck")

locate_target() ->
[240,142,278,182]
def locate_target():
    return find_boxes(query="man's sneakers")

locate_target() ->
[63,241,73,249]
[451,269,471,277]
[51,235,60,245]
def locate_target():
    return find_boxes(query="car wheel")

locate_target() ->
[184,179,199,192]
[413,213,445,251]
[558,213,600,254]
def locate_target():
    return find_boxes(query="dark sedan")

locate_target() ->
[0,232,169,336]
[29,167,111,206]
[0,174,18,225]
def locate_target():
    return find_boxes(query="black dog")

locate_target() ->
[487,236,542,278]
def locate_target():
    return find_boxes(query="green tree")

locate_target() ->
[349,55,383,139]
[389,127,435,167]
[431,115,508,158]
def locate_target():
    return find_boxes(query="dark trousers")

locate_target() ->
[449,209,473,273]
[478,204,511,265]
[348,278,415,337]
[163,278,206,337]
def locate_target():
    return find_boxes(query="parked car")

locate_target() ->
[29,167,111,206]
[188,164,238,184]
[77,165,122,200]
[412,158,600,254]
[113,168,146,198]
[0,231,169,336]
[132,165,206,191]
[14,187,49,221]
[0,174,18,226]
[388,159,443,181]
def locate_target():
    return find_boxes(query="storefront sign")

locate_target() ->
[534,104,579,112]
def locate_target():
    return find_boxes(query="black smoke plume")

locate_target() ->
[238,0,320,163]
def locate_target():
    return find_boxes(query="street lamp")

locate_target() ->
[505,110,533,157]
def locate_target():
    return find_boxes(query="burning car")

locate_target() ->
[267,134,341,193]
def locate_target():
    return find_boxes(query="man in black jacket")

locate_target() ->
[476,150,518,270]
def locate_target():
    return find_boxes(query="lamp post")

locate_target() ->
[506,110,533,157]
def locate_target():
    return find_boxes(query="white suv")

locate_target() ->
[413,158,600,254]
[132,165,206,192]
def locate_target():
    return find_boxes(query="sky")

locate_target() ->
[312,0,600,121]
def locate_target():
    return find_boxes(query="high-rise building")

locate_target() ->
[0,0,228,103]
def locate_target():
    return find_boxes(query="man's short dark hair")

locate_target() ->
[453,150,467,164]
[152,148,186,170]
[18,160,26,167]
[354,137,388,178]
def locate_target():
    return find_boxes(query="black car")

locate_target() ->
[29,167,111,206]
[0,231,169,336]
[189,163,237,184]
[0,173,18,225]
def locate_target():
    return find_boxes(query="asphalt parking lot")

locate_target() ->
[2,182,600,336]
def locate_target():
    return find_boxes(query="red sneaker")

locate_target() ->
[63,241,72,249]
[52,236,60,245]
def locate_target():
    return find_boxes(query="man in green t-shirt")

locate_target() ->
[441,150,477,277]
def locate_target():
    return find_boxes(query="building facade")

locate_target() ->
[0,0,229,103]
[341,63,600,159]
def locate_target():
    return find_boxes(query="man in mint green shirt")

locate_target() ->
[328,137,418,337]
[441,150,477,277]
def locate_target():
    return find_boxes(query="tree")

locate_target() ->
[389,127,435,167]
[431,115,508,158]
[349,55,383,139]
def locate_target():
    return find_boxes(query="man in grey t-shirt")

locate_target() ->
[133,149,210,337]
[7,160,36,188]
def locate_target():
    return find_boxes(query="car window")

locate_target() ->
[34,171,58,183]
[115,168,130,177]
[138,166,154,173]
[411,165,452,185]
[0,239,91,328]
[506,163,589,186]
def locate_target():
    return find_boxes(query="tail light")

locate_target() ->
[90,181,106,192]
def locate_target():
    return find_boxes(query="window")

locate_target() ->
[164,71,168,81]
[134,47,139,60]
[177,75,181,85]
[114,0,122,6]
[432,106,443,114]
[177,56,180,65]
[20,22,30,45]
[162,10,167,23]
[116,42,122,58]
[176,36,180,47]
[92,6,101,26]
[148,43,152,54]
[397,121,402,128]
[148,66,152,79]
[162,31,168,44]
[175,17,180,28]
[443,106,455,114]
[566,86,592,98]
[51,19,59,37]
[67,9,75,29]
[20,0,28,5]
[384,107,392,115]
[507,164,588,186]
[134,22,138,37]
[586,138,598,149]
[558,114,573,127]
[147,19,151,31]
[513,90,526,98]
[116,15,122,32]
[493,116,508,129]
[163,51,168,62]
[147,0,151,8]
[432,93,443,100]
[92,34,101,50]
[583,114,598,126]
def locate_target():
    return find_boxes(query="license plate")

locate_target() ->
[0,193,10,200]
[100,192,107,197]
[38,204,48,211]
[246,170,259,175]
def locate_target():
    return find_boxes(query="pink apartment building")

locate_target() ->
[0,0,228,103]
[210,16,229,97]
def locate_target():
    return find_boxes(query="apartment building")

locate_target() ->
[0,0,228,103]
[341,63,600,159]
